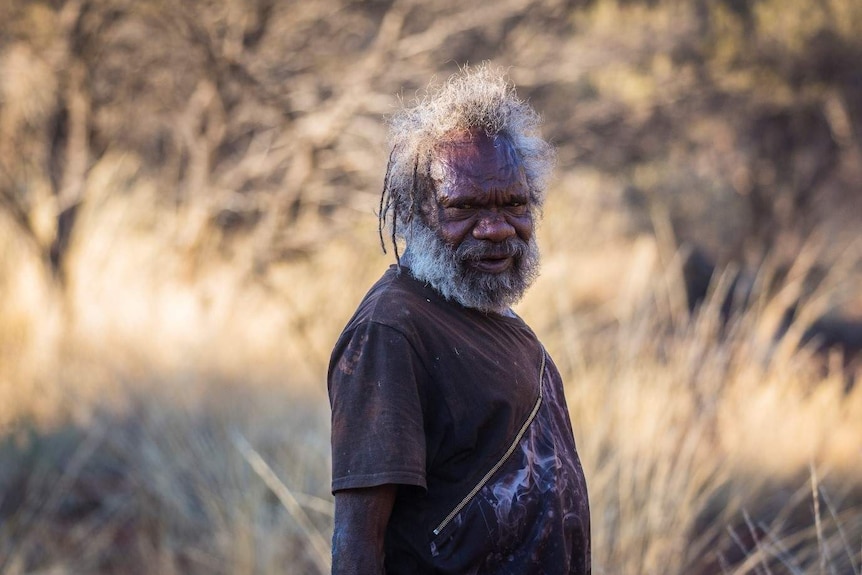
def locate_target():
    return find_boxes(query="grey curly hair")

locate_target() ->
[378,65,555,262]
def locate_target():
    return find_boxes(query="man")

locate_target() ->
[328,65,590,574]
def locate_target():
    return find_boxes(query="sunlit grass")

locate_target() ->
[1,172,861,573]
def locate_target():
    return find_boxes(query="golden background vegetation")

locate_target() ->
[1,0,861,573]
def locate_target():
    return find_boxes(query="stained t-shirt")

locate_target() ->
[328,266,590,574]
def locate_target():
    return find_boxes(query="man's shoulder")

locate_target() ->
[330,266,448,375]
[347,265,443,330]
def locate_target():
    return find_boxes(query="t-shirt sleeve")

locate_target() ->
[328,321,428,493]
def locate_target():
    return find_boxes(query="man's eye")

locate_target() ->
[509,201,523,207]
[458,204,474,210]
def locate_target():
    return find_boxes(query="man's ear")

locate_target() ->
[413,196,440,231]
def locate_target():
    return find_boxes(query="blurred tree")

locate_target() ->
[0,0,860,283]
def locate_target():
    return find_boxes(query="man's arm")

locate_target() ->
[332,484,398,575]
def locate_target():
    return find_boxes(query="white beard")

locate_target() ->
[404,221,540,313]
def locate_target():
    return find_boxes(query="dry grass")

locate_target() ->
[1,177,861,574]
[523,189,862,574]
[0,384,334,575]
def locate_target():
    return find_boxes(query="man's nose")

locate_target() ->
[472,211,516,242]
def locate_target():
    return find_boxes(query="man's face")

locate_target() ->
[432,130,534,270]
[406,130,540,313]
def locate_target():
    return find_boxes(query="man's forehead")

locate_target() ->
[433,131,521,180]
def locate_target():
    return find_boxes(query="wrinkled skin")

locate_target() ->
[431,129,534,275]
[332,130,534,573]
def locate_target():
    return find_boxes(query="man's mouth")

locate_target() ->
[456,239,523,274]
[470,255,514,273]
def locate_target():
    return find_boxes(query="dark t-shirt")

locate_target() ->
[328,266,590,574]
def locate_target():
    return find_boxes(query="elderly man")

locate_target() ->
[328,66,590,574]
